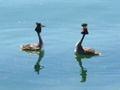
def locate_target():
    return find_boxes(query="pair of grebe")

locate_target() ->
[22,23,100,55]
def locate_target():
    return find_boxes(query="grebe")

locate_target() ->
[22,23,45,51]
[75,24,100,55]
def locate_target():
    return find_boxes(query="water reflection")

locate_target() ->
[34,50,44,74]
[22,50,45,74]
[75,54,96,82]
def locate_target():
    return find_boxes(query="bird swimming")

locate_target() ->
[75,24,100,55]
[22,22,45,51]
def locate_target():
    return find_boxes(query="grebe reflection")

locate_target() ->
[22,50,45,74]
[34,50,44,74]
[75,54,95,82]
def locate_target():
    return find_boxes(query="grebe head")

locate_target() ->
[81,23,88,28]
[81,23,87,27]
[35,22,42,34]
[36,22,41,26]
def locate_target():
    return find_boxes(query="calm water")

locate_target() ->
[0,0,120,90]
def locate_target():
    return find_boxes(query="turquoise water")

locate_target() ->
[0,0,120,90]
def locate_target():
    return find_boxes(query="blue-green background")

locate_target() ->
[0,0,120,90]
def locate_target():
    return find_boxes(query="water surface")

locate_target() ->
[0,0,120,90]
